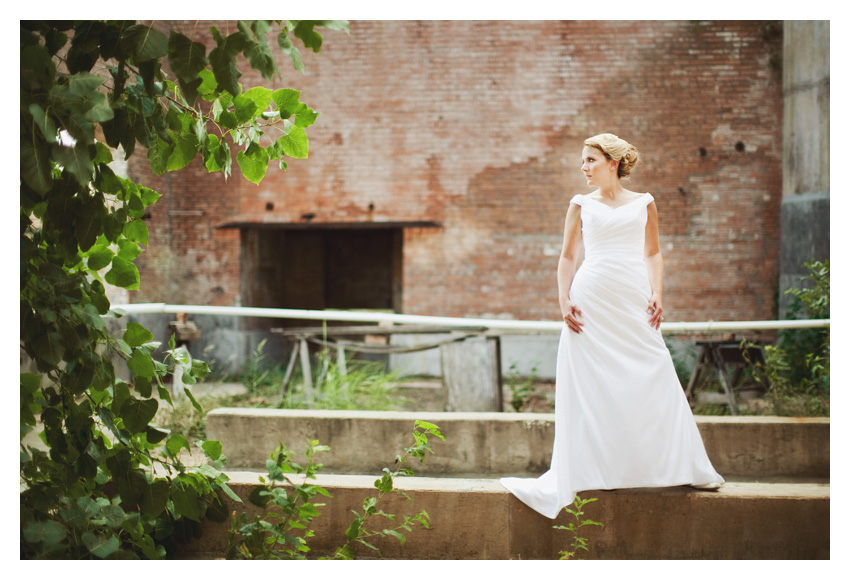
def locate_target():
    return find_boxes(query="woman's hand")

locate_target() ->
[647,292,664,330]
[561,298,584,334]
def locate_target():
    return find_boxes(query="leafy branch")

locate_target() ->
[226,421,444,560]
[553,495,604,560]
[20,19,346,559]
[334,420,445,559]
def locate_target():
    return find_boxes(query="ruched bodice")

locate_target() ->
[571,193,652,262]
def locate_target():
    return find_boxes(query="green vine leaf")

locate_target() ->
[104,256,140,290]
[209,27,246,98]
[236,142,269,184]
[168,31,208,104]
[123,322,155,348]
[123,220,149,246]
[138,479,170,517]
[171,476,202,521]
[120,24,168,63]
[119,397,158,433]
[278,125,309,159]
[166,132,200,171]
[83,531,120,558]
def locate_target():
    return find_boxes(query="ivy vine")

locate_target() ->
[20,19,347,559]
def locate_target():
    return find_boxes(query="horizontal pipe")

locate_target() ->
[109,303,829,334]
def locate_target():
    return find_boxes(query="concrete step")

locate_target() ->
[206,409,829,479]
[175,473,829,560]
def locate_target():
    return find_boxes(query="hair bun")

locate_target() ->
[619,146,639,179]
[584,133,639,179]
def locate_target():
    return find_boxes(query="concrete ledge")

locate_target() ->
[174,473,829,560]
[206,409,829,479]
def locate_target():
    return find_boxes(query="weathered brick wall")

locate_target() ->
[130,20,783,323]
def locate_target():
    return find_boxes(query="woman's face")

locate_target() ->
[580,146,617,187]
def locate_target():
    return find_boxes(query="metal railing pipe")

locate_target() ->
[109,303,829,334]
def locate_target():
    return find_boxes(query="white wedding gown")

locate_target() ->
[500,193,724,519]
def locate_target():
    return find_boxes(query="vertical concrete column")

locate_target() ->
[780,21,830,316]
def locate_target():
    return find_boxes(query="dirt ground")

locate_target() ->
[393,378,556,413]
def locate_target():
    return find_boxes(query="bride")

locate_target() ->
[500,133,724,519]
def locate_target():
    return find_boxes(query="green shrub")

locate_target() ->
[744,260,829,416]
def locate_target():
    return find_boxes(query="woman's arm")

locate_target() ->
[644,201,664,329]
[559,202,584,333]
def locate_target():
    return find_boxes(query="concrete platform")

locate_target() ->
[206,409,829,479]
[174,473,829,560]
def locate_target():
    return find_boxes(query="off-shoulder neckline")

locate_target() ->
[572,192,652,210]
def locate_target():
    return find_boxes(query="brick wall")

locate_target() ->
[129,20,783,323]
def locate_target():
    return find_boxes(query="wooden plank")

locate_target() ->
[271,325,488,336]
[711,343,739,415]
[281,341,299,396]
[299,338,314,406]
[441,337,502,412]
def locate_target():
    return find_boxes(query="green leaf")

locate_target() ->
[85,245,114,271]
[203,135,224,172]
[127,349,155,379]
[63,71,114,122]
[248,486,270,507]
[127,190,145,218]
[138,479,170,517]
[168,31,208,103]
[20,136,54,195]
[120,24,168,62]
[239,21,279,80]
[83,532,120,558]
[171,476,202,521]
[139,186,162,207]
[20,373,42,394]
[166,133,199,172]
[123,322,155,348]
[316,20,350,33]
[146,426,168,444]
[104,256,140,290]
[271,88,301,118]
[119,397,158,433]
[233,94,259,125]
[278,125,309,159]
[52,143,94,186]
[190,359,211,380]
[293,104,319,128]
[374,472,393,493]
[147,136,174,176]
[123,219,149,245]
[209,28,246,97]
[236,143,269,185]
[244,40,277,80]
[99,504,126,529]
[29,104,57,143]
[277,31,304,73]
[292,21,324,53]
[183,386,203,413]
[74,197,107,251]
[201,440,222,461]
[166,433,191,457]
[32,331,65,368]
[384,529,406,543]
[21,43,56,90]
[116,238,142,261]
[23,519,67,545]
[93,142,113,165]
[197,68,218,99]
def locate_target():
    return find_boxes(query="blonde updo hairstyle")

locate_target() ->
[584,133,639,180]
